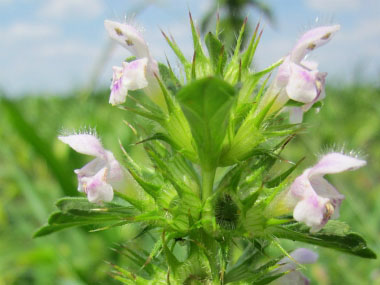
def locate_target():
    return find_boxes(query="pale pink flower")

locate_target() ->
[264,25,340,123]
[284,153,366,232]
[109,58,149,105]
[58,133,125,204]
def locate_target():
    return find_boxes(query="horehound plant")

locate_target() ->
[35,15,376,284]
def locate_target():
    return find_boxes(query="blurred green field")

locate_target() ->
[1,82,379,284]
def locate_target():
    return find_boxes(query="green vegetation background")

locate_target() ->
[1,82,379,284]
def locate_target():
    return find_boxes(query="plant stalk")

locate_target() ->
[201,166,216,201]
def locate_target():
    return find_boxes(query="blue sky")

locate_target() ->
[1,0,379,95]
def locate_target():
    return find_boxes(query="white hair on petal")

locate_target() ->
[123,14,145,34]
[59,126,99,139]
[299,15,338,37]
[316,143,367,161]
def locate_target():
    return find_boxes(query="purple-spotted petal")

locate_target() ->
[58,134,106,158]
[104,20,149,59]
[109,65,129,106]
[109,59,149,106]
[309,152,366,177]
[291,25,341,63]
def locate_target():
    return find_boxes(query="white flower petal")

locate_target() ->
[309,176,344,202]
[105,151,125,190]
[109,58,149,106]
[85,167,114,204]
[104,20,149,59]
[309,152,366,177]
[275,57,291,88]
[291,25,341,63]
[293,195,329,231]
[301,60,319,70]
[286,63,318,103]
[58,134,106,158]
[74,157,106,192]
[109,65,129,106]
[122,58,149,90]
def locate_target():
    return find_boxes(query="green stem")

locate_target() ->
[201,167,216,201]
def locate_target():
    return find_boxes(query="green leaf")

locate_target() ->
[285,99,323,109]
[241,23,262,71]
[189,12,205,59]
[158,62,181,94]
[34,198,140,238]
[33,211,126,238]
[273,221,377,259]
[56,197,136,215]
[177,77,236,169]
[224,18,247,85]
[34,222,88,238]
[161,30,191,79]
[205,32,227,75]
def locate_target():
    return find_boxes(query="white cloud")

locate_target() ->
[306,0,360,11]
[39,0,104,19]
[2,22,59,43]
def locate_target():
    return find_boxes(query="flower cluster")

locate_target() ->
[39,15,376,285]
